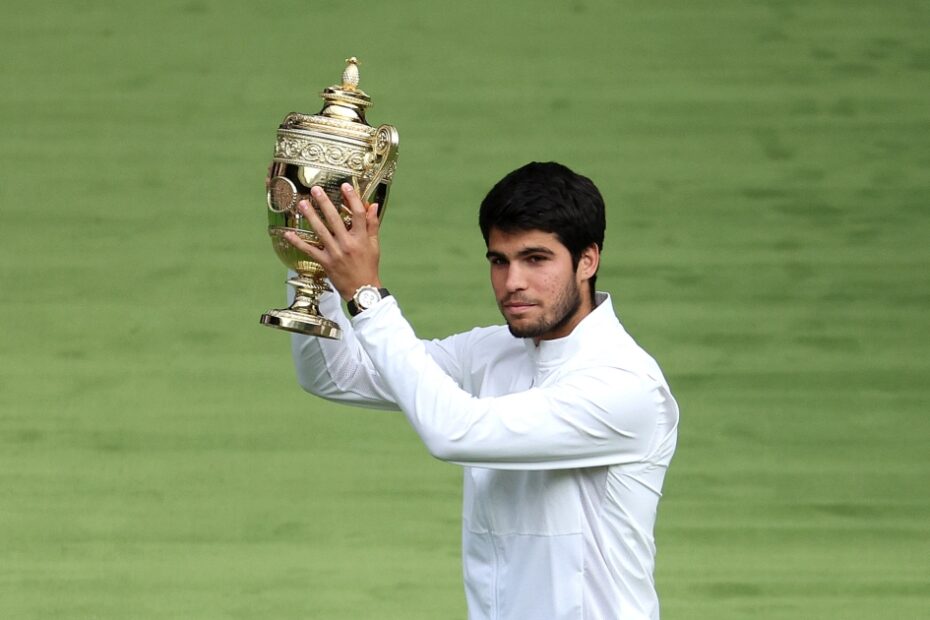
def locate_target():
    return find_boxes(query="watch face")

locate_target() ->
[357,287,381,309]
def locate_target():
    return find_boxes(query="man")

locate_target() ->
[284,162,679,620]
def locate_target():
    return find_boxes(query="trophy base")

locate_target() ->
[260,308,342,339]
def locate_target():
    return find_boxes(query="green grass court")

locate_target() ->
[2,1,928,618]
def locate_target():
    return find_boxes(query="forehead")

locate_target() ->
[487,228,568,255]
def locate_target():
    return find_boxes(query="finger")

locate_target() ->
[340,182,367,234]
[297,199,337,250]
[366,203,381,238]
[283,229,325,263]
[311,186,349,241]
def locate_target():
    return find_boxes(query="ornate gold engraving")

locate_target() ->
[274,133,369,173]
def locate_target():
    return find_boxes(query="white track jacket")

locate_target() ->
[292,290,679,620]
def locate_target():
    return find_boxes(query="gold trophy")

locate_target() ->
[260,57,399,338]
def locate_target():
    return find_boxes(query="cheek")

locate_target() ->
[489,268,506,297]
[545,271,577,302]
[538,268,565,290]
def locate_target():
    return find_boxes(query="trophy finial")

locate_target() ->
[318,57,371,122]
[342,57,360,91]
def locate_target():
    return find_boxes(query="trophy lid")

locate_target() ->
[319,57,372,123]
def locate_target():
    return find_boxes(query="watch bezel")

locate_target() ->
[355,286,382,310]
[348,285,389,316]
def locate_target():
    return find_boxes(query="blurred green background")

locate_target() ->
[2,0,928,618]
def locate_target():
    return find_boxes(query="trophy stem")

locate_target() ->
[260,275,341,339]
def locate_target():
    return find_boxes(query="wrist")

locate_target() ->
[347,285,390,316]
[337,278,382,302]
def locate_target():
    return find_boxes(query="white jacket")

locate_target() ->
[293,291,679,619]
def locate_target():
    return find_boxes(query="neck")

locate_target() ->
[535,289,595,344]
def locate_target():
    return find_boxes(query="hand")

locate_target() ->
[283,183,382,302]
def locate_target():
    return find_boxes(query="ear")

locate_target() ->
[577,243,600,281]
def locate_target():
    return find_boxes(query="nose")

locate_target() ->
[504,263,527,293]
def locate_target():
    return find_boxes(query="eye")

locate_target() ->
[527,254,548,263]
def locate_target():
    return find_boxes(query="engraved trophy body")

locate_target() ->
[261,58,399,338]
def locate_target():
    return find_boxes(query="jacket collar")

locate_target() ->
[522,292,620,367]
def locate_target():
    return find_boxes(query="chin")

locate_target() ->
[506,321,545,339]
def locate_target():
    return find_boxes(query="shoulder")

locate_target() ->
[430,323,522,363]
[425,324,526,395]
[431,322,511,346]
[573,312,670,387]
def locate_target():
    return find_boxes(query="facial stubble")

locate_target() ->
[504,279,583,339]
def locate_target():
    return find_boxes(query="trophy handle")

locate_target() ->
[361,124,400,215]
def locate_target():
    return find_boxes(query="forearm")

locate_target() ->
[290,283,400,411]
[352,298,668,469]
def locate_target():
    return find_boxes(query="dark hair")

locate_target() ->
[479,161,606,295]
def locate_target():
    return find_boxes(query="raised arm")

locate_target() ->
[350,297,677,469]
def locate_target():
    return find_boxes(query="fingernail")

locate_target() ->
[311,187,323,197]
[342,182,353,193]
[298,200,308,210]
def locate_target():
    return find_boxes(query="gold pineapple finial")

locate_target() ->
[342,57,360,91]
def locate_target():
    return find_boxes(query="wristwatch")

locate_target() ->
[347,285,391,317]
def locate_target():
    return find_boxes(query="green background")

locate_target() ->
[2,1,928,618]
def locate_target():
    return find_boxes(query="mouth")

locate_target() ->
[502,300,537,315]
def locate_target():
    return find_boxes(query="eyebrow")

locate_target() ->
[485,246,556,260]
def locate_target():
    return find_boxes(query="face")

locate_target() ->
[486,228,598,341]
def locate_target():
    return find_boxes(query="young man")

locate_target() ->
[284,162,679,620]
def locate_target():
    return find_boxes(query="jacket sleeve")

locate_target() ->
[352,297,677,470]
[291,286,464,411]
